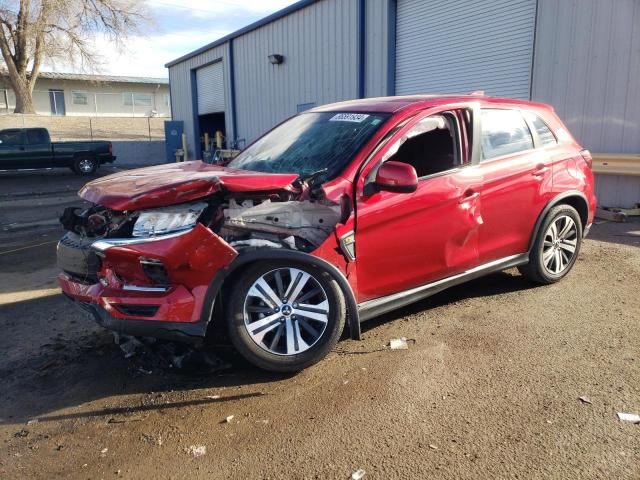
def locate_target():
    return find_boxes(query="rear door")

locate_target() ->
[354,106,483,301]
[0,129,28,169]
[476,108,552,262]
[24,128,53,168]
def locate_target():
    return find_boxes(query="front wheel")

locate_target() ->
[226,261,346,372]
[73,157,98,175]
[519,204,583,284]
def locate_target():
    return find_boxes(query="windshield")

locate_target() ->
[227,112,389,182]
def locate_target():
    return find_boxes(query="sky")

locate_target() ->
[54,0,299,78]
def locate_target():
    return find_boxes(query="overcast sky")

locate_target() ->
[58,0,298,78]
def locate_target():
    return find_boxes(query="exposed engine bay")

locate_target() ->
[60,188,344,254]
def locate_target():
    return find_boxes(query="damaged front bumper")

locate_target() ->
[58,224,238,342]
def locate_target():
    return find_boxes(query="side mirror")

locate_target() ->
[373,161,418,194]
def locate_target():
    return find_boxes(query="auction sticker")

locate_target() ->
[330,113,370,123]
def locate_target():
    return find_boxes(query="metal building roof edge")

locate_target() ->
[0,70,168,84]
[164,0,319,68]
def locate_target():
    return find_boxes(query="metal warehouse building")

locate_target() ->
[166,0,640,206]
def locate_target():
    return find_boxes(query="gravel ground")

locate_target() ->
[0,172,638,479]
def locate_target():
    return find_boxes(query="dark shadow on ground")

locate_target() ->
[0,269,535,425]
[587,218,640,248]
[360,269,535,334]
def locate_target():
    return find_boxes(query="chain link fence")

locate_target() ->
[0,114,167,141]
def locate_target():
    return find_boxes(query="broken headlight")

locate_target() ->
[132,202,207,237]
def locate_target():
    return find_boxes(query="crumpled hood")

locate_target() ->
[79,161,299,211]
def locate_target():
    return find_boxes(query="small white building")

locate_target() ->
[0,72,171,117]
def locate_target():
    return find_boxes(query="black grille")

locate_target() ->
[113,304,160,317]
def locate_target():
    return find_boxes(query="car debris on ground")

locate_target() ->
[578,396,592,405]
[351,468,366,479]
[616,412,640,423]
[185,445,206,458]
[113,334,230,375]
[388,337,414,350]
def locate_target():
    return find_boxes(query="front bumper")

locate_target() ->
[58,224,237,342]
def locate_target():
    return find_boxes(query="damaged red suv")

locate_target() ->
[57,95,596,372]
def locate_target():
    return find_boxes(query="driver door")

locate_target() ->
[354,106,483,302]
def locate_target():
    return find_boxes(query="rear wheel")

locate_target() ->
[226,261,346,372]
[73,157,98,175]
[519,204,582,284]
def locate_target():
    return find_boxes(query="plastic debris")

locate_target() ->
[616,412,640,423]
[225,415,234,423]
[205,395,221,400]
[428,444,438,450]
[389,337,409,350]
[26,419,39,425]
[351,469,366,479]
[578,396,592,405]
[186,445,207,457]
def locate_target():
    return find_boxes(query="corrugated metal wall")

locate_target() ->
[532,0,640,207]
[168,42,232,158]
[394,0,537,99]
[365,0,391,97]
[196,61,225,115]
[232,0,359,144]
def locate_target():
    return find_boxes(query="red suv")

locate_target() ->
[57,95,596,372]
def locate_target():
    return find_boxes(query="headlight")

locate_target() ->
[132,202,207,237]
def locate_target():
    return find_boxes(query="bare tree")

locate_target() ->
[0,0,148,113]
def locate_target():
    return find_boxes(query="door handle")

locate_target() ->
[532,163,549,176]
[459,189,480,203]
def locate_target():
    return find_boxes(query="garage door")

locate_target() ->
[196,61,225,114]
[395,0,537,99]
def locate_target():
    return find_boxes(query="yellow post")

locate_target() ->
[204,132,210,152]
[181,133,188,162]
[215,130,223,149]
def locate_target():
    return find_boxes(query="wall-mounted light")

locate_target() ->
[268,54,284,65]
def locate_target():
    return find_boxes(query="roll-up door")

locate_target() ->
[395,0,537,99]
[196,61,225,114]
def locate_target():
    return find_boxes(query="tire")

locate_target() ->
[225,261,346,372]
[73,157,99,175]
[518,204,583,284]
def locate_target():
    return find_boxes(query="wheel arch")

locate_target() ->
[528,191,589,252]
[203,248,361,341]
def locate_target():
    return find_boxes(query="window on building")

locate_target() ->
[164,93,170,107]
[123,92,153,106]
[481,109,534,160]
[72,91,88,105]
[524,111,557,146]
[0,129,23,146]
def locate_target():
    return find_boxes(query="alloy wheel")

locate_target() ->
[243,268,329,356]
[78,159,94,173]
[542,215,578,275]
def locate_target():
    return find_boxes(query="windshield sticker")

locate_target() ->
[330,113,370,123]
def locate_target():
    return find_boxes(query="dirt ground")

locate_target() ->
[1,169,639,479]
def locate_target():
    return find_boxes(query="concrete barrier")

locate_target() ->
[112,141,168,168]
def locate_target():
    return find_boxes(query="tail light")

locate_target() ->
[580,149,593,169]
[108,143,113,155]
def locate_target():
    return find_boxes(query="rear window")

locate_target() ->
[481,109,534,160]
[27,129,49,144]
[0,130,23,146]
[524,111,557,146]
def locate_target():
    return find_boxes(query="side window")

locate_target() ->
[0,130,23,146]
[481,109,534,160]
[524,111,557,146]
[26,129,49,144]
[385,110,469,178]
